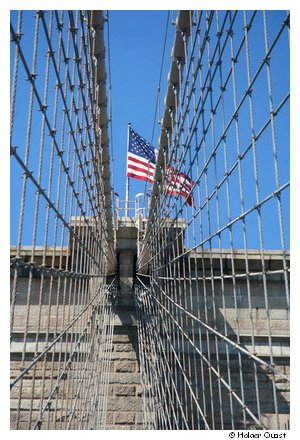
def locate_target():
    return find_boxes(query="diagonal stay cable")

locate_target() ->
[10,276,117,389]
[145,276,289,380]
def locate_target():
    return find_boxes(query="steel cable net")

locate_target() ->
[136,10,290,430]
[10,10,116,429]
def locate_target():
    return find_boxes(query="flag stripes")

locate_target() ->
[126,126,194,206]
[127,152,156,182]
[165,167,194,206]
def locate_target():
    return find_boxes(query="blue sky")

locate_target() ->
[106,10,290,249]
[9,10,290,250]
[9,10,174,245]
[106,10,174,204]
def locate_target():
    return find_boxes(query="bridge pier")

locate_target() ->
[106,217,143,429]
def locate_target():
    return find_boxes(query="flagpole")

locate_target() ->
[125,122,131,217]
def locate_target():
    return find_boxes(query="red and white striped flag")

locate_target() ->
[126,127,194,206]
[165,166,195,207]
[126,126,156,183]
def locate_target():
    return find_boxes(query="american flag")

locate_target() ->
[126,126,156,183]
[126,126,194,206]
[165,166,195,207]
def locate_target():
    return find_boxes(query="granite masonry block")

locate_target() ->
[114,412,135,425]
[114,385,136,396]
[114,360,137,373]
[107,397,143,412]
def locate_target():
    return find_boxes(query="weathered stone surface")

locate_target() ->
[114,343,137,352]
[135,412,145,423]
[112,333,138,343]
[106,236,144,427]
[109,373,141,384]
[114,360,137,373]
[114,312,137,326]
[136,385,142,397]
[107,397,142,412]
[115,412,135,424]
[111,351,139,361]
[114,385,136,396]
[106,412,114,425]
[260,413,290,430]
[105,425,132,430]
[108,385,114,396]
[10,236,289,430]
